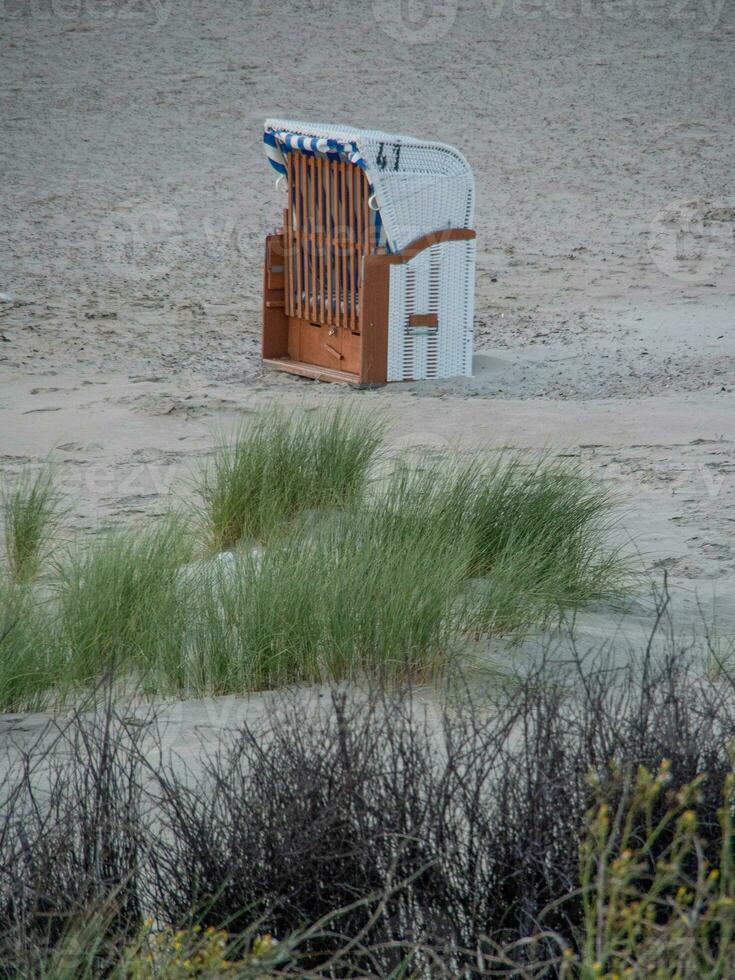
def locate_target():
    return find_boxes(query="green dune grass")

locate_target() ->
[0,409,630,709]
[196,407,385,550]
[2,466,63,583]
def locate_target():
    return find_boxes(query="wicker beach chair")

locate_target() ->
[262,119,476,385]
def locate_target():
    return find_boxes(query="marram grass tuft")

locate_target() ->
[2,466,63,582]
[197,407,385,551]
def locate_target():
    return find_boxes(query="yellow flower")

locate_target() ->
[252,932,277,957]
[680,809,697,830]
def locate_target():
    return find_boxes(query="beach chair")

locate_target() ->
[262,119,476,385]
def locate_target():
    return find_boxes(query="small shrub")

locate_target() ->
[2,622,735,975]
[197,408,385,551]
[574,761,735,979]
[123,924,286,978]
[149,630,735,975]
[0,694,145,978]
[2,466,63,582]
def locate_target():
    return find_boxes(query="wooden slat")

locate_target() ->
[408,313,438,328]
[314,157,320,323]
[354,168,361,326]
[332,160,341,329]
[362,169,370,258]
[292,155,297,318]
[340,161,348,330]
[361,169,369,328]
[283,154,293,316]
[302,154,308,318]
[310,157,317,321]
[262,233,288,359]
[356,169,360,325]
[360,253,390,385]
[317,156,325,324]
[354,167,364,330]
[303,155,309,317]
[284,162,293,316]
[353,168,360,330]
[295,154,304,319]
[308,157,315,319]
[333,160,339,328]
[325,158,333,326]
[356,167,364,252]
[347,162,355,331]
[263,356,359,385]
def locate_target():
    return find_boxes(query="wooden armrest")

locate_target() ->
[376,228,476,266]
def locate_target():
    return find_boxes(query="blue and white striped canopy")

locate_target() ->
[264,128,366,175]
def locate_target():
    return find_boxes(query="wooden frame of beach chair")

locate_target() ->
[262,120,476,385]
